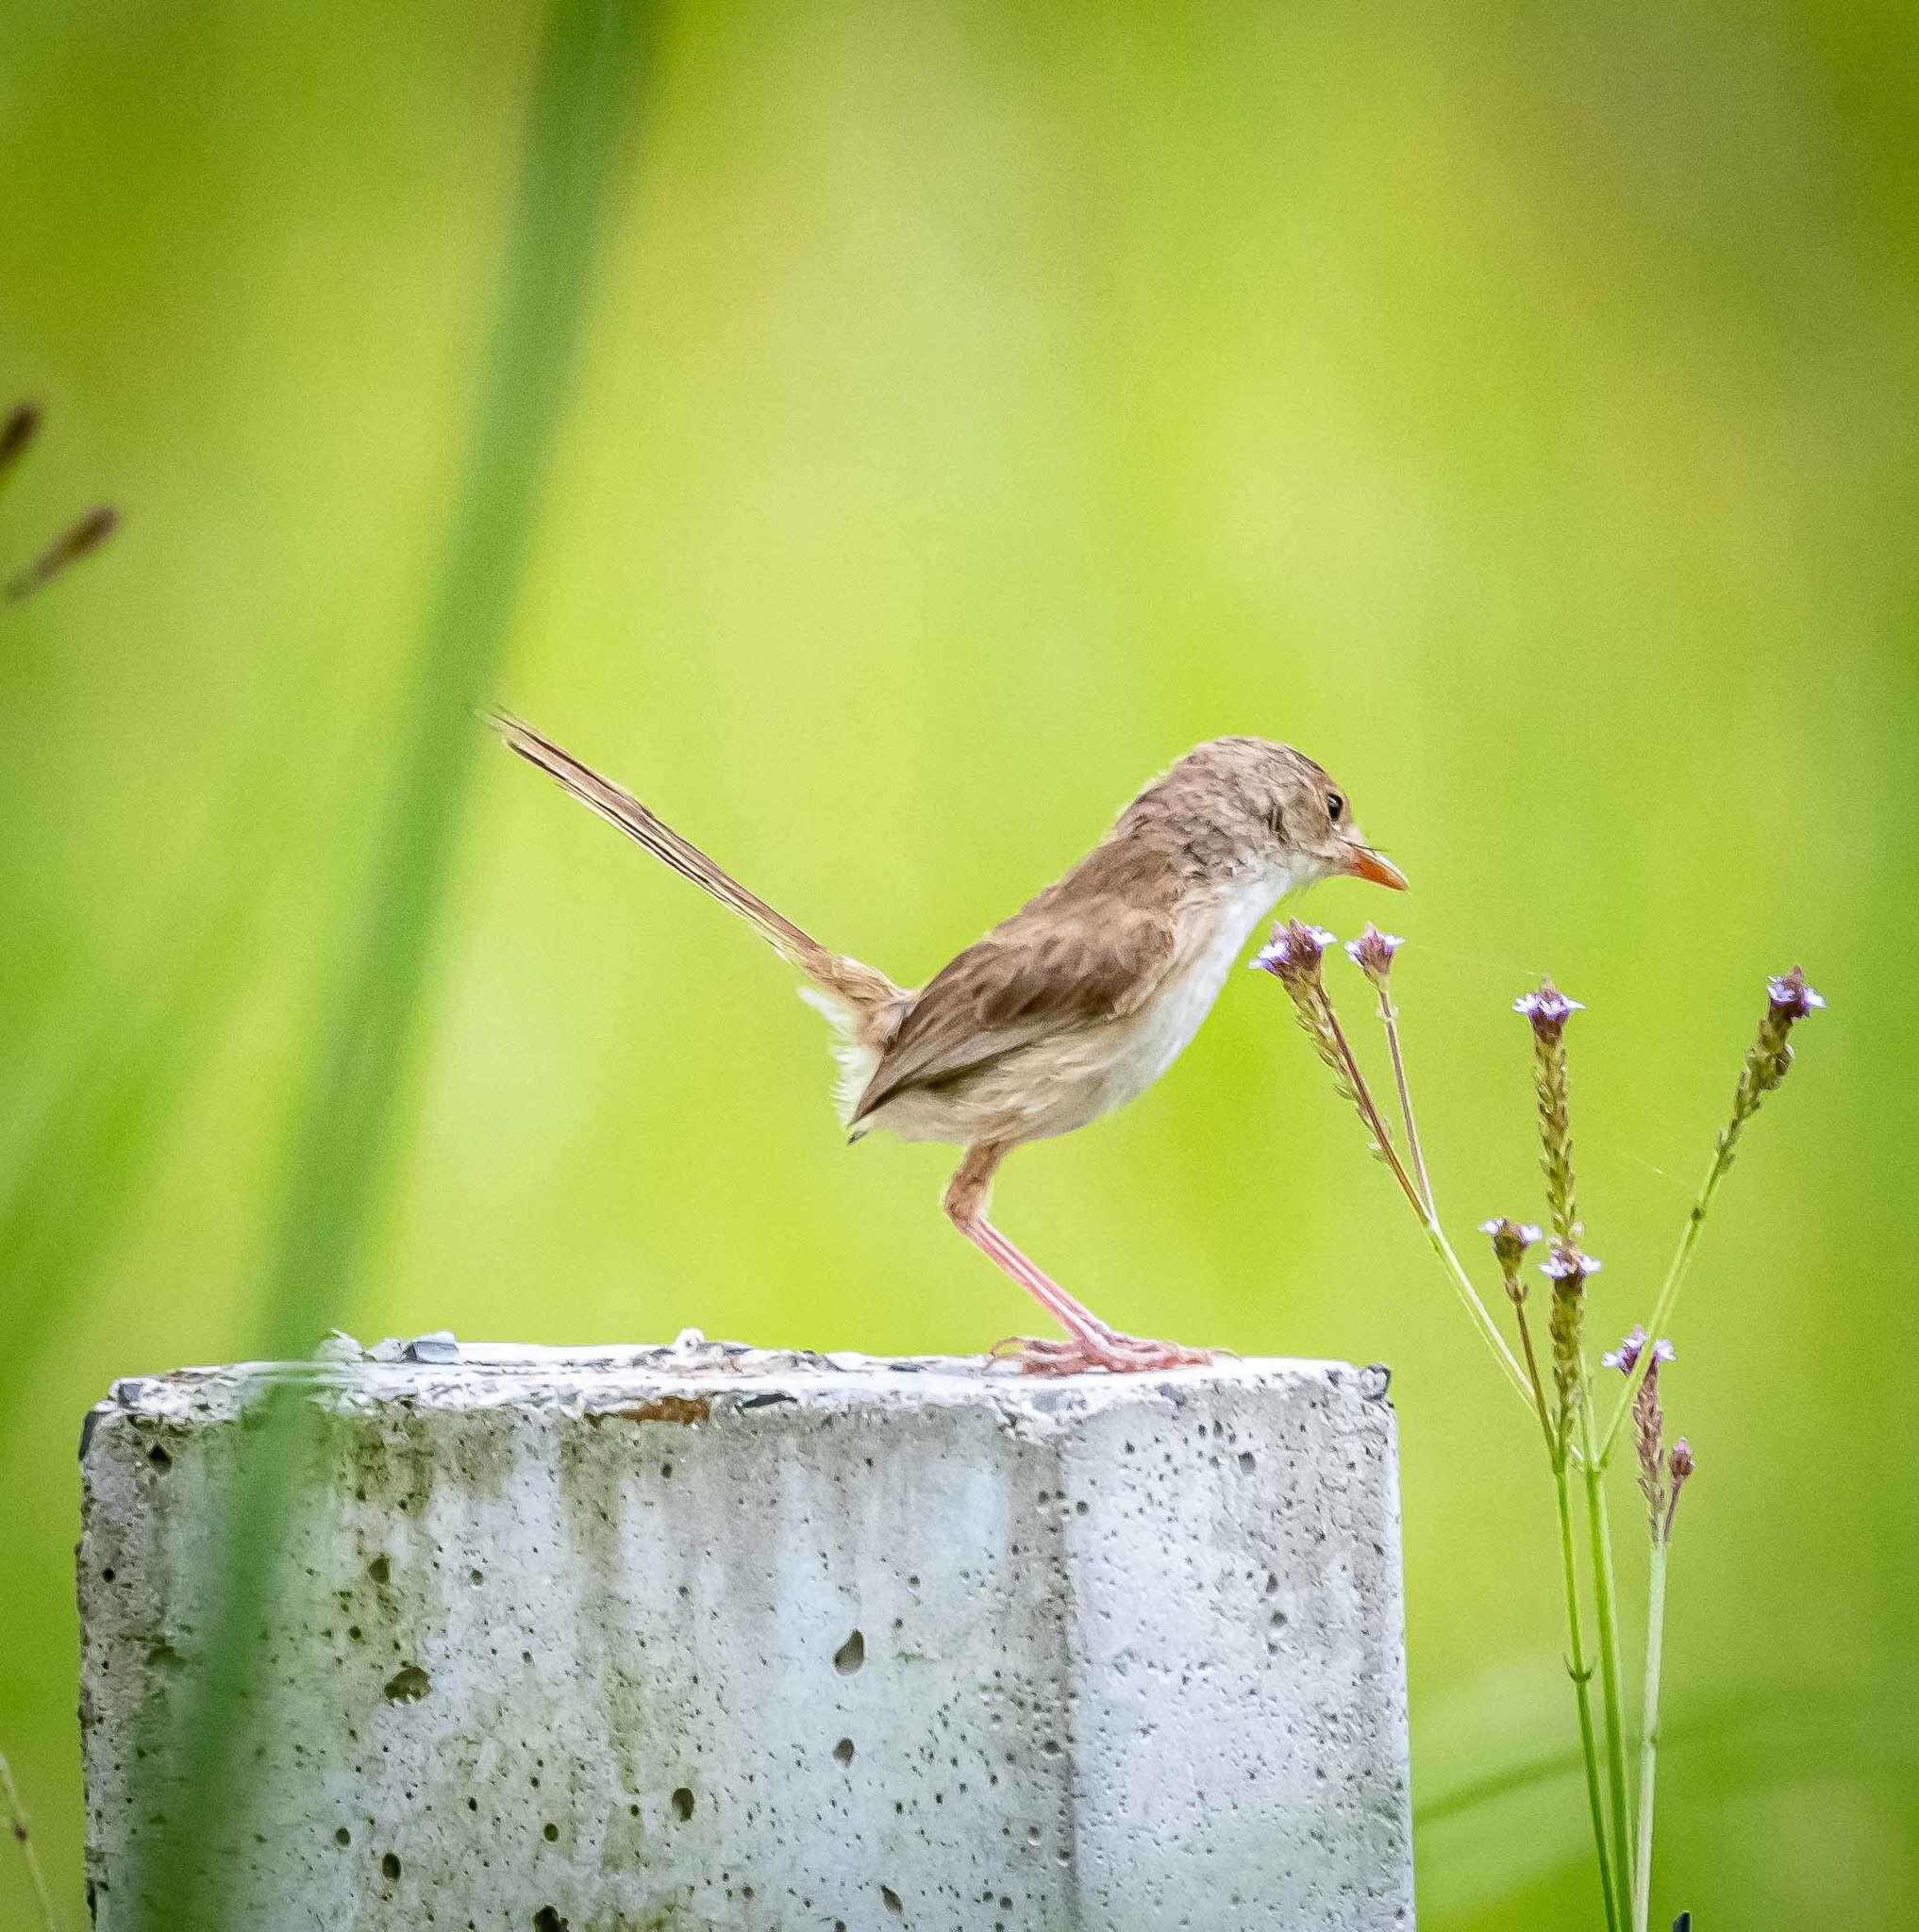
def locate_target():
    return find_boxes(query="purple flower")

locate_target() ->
[1514,978,1585,1042]
[1664,1436,1696,1541]
[1766,967,1826,1024]
[1479,1217,1541,1272]
[1345,924,1404,982]
[1541,1244,1602,1283]
[1603,1328,1674,1374]
[1603,1324,1647,1374]
[1251,921,1337,980]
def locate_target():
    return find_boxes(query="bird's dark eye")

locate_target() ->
[1327,791,1344,824]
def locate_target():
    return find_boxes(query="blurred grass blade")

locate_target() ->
[129,4,658,1924]
[0,1748,64,1932]
[0,864,262,1414]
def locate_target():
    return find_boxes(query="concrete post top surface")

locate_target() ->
[94,1332,1396,1427]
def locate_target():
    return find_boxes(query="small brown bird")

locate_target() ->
[492,717,1407,1373]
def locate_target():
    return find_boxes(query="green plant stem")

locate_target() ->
[1319,993,1426,1214]
[1424,1218,1537,1411]
[1580,1398,1636,1926]
[1552,1472,1619,1932]
[1599,1144,1725,1462]
[1511,1298,1558,1460]
[1373,983,1434,1215]
[1632,1537,1670,1932]
[1315,987,1534,1409]
[0,1750,64,1932]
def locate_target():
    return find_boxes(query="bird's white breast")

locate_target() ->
[1095,868,1292,1115]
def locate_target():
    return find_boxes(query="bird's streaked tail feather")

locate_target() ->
[487,710,903,1029]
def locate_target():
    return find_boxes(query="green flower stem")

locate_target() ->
[1313,983,1533,1409]
[1580,1395,1636,1926]
[0,1749,64,1932]
[1318,992,1426,1214]
[1598,1143,1725,1464]
[1423,1217,1537,1412]
[1632,1537,1671,1932]
[1510,1298,1559,1461]
[1553,1472,1620,1932]
[1372,982,1434,1215]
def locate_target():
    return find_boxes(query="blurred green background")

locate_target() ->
[4,1,1914,1925]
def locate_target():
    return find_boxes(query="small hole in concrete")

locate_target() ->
[381,1853,401,1882]
[532,1910,569,1932]
[881,1885,903,1913]
[382,1665,430,1704]
[334,1827,351,1847]
[368,1555,391,1585]
[147,1444,172,1471]
[834,1630,865,1674]
[1238,1452,1257,1474]
[671,1787,694,1822]
[659,1460,673,1479]
[469,1569,484,1588]
[101,1568,115,1583]
[833,1738,855,1766]
[542,1823,558,1842]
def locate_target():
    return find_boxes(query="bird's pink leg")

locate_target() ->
[943,1143,1210,1375]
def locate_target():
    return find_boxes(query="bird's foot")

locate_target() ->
[990,1330,1214,1376]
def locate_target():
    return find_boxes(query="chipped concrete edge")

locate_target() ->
[82,1333,1396,1441]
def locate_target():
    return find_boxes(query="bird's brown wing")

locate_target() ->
[848,900,1178,1125]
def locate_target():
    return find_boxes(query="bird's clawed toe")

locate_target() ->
[991,1331,1214,1376]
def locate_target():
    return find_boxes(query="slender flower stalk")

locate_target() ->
[1256,923,1414,1199]
[1484,1218,1554,1455]
[1634,1537,1669,1932]
[0,1748,64,1932]
[1517,979,1583,1242]
[1619,1332,1691,1932]
[1543,1243,1598,1458]
[1254,923,1533,1407]
[1580,1399,1634,1924]
[1348,925,1432,1212]
[1554,1471,1621,1932]
[1547,1243,1636,1920]
[1599,969,1824,1463]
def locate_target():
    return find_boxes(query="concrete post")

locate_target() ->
[78,1339,1414,1930]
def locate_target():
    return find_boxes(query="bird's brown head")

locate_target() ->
[1115,737,1408,894]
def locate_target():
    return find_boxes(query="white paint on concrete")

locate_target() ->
[79,1338,1414,1930]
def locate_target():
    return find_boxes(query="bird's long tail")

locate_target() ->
[489,711,903,1025]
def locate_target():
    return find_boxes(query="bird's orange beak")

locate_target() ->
[1344,845,1410,891]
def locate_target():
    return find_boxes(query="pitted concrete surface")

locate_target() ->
[79,1339,1414,1930]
